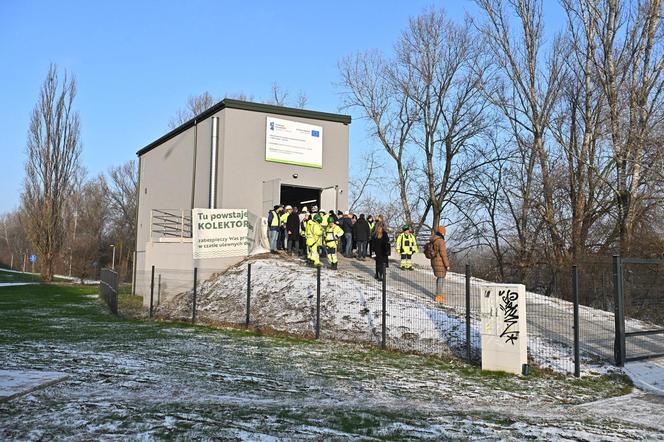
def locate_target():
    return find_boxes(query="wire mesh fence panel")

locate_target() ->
[384,265,469,359]
[99,268,118,315]
[622,260,664,361]
[524,268,575,374]
[319,265,383,347]
[150,268,196,322]
[459,257,577,374]
[192,268,233,325]
[130,252,664,376]
[576,258,616,365]
[237,259,319,337]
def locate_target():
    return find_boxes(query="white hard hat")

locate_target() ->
[344,210,350,215]
[285,205,292,210]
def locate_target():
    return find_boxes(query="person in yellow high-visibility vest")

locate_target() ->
[279,205,292,250]
[324,221,344,270]
[299,211,310,258]
[396,225,419,270]
[319,210,329,227]
[306,214,324,267]
[267,205,283,253]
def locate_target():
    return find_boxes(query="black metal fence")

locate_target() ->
[99,268,119,315]
[124,252,664,376]
[135,255,600,377]
[613,256,664,364]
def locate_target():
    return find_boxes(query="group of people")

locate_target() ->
[267,205,383,271]
[266,205,449,289]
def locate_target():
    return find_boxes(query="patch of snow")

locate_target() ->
[0,268,99,285]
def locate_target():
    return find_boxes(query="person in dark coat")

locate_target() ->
[286,207,301,255]
[339,212,353,257]
[328,210,338,224]
[371,224,390,280]
[352,214,371,260]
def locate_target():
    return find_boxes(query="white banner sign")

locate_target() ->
[265,116,323,168]
[192,209,250,259]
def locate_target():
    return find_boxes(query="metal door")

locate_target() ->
[262,179,281,216]
[320,185,338,212]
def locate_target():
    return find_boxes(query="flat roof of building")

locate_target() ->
[137,99,352,157]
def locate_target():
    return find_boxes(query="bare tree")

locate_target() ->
[267,82,309,108]
[459,135,512,279]
[550,0,616,259]
[0,211,30,270]
[107,160,138,278]
[395,10,493,232]
[168,91,217,129]
[21,64,82,281]
[71,176,108,280]
[269,82,288,106]
[169,86,309,129]
[225,91,255,102]
[295,91,308,109]
[339,49,418,228]
[476,0,568,273]
[581,0,664,253]
[349,150,382,211]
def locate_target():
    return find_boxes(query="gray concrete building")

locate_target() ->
[134,99,351,297]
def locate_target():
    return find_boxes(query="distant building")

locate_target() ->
[134,99,351,298]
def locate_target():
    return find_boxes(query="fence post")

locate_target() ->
[149,265,155,318]
[465,264,471,362]
[316,266,321,339]
[192,267,198,323]
[382,263,387,350]
[612,255,626,367]
[246,263,252,327]
[113,270,118,315]
[157,274,162,306]
[572,265,580,377]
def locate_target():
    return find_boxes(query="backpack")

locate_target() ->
[423,240,435,259]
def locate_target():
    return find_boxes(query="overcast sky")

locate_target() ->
[0,1,565,213]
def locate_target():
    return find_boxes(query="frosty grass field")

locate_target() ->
[1,278,664,440]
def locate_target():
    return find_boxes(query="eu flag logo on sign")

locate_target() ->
[311,130,320,137]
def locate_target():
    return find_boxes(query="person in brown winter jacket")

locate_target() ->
[430,225,450,301]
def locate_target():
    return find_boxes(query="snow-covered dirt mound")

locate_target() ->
[155,256,481,361]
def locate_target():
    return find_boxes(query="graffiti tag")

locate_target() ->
[499,290,519,345]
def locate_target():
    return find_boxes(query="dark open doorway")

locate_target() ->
[281,185,320,212]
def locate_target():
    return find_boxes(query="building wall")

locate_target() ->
[135,103,349,299]
[135,128,196,291]
[193,117,213,208]
[218,107,349,215]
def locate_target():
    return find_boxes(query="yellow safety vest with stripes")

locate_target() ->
[396,233,419,254]
[300,219,309,237]
[269,210,280,227]
[324,224,344,247]
[306,220,323,246]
